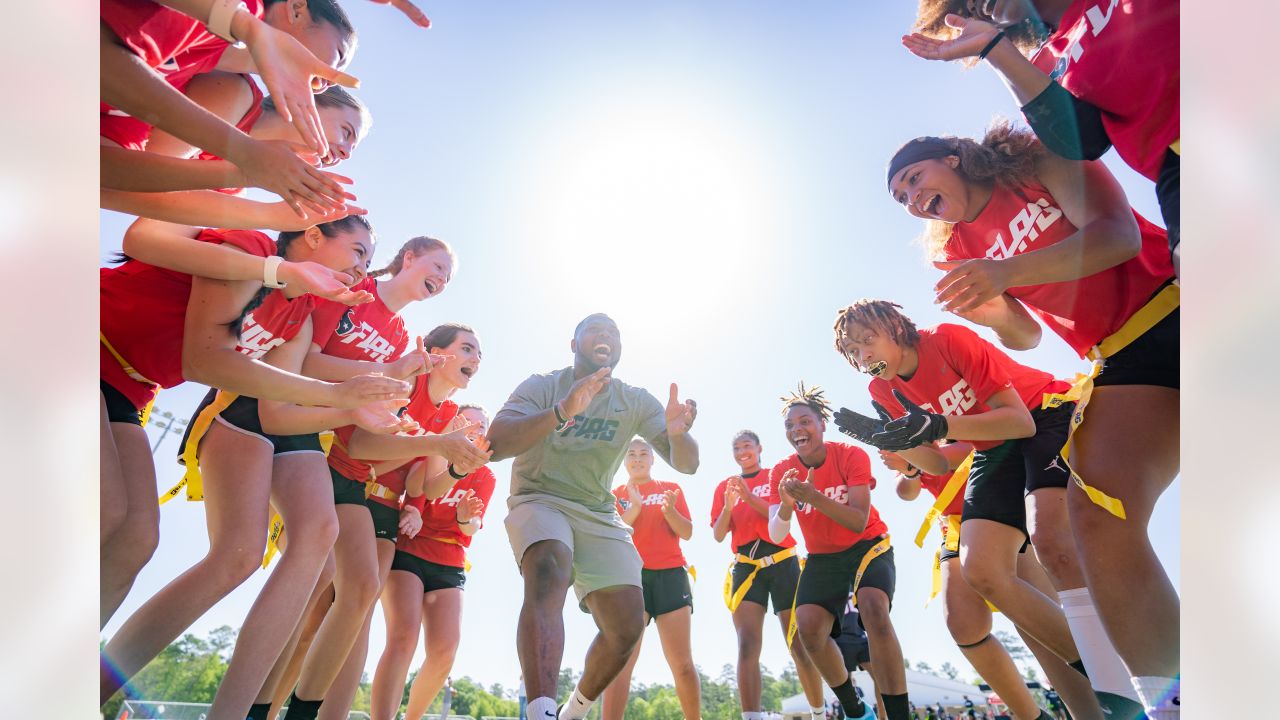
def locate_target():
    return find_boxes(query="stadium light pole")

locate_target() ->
[149,409,190,455]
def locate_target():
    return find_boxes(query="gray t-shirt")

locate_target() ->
[498,366,666,512]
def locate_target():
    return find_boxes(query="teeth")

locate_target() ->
[868,360,887,377]
[594,344,611,354]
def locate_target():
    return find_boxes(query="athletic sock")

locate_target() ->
[1132,676,1180,720]
[1059,587,1146,716]
[246,702,273,720]
[281,693,322,720]
[558,686,595,720]
[831,679,865,717]
[527,696,558,720]
[809,706,827,720]
[881,693,910,720]
[742,712,764,720]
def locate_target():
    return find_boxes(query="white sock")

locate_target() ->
[1059,587,1143,703]
[559,686,595,720]
[527,696,558,720]
[809,706,827,719]
[1132,675,1180,719]
[742,712,764,720]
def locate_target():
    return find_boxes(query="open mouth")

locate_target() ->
[791,435,811,449]
[592,343,612,361]
[867,360,888,377]
[925,194,941,215]
[424,280,438,295]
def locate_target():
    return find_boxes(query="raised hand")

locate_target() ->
[561,367,611,417]
[368,0,431,27]
[665,383,697,436]
[878,449,914,475]
[933,259,1012,313]
[724,476,745,505]
[777,468,800,508]
[236,140,356,218]
[457,488,485,523]
[901,13,1001,62]
[871,389,950,451]
[331,373,411,408]
[278,260,375,305]
[449,430,492,475]
[350,398,410,434]
[261,198,367,232]
[783,468,819,504]
[626,480,643,508]
[398,504,423,538]
[660,489,680,514]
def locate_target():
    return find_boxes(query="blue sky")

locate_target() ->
[101,0,1178,697]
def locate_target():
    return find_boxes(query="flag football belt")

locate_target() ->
[1042,282,1180,520]
[723,546,798,612]
[100,331,158,426]
[787,535,891,648]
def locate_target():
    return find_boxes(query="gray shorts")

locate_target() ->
[505,493,642,605]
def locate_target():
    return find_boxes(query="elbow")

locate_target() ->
[1002,327,1042,352]
[1012,412,1037,439]
[676,457,700,475]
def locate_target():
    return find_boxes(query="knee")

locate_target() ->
[856,598,891,636]
[424,630,461,664]
[736,631,762,663]
[112,518,160,574]
[101,495,128,543]
[943,607,989,646]
[1027,530,1080,582]
[795,621,827,656]
[960,560,1009,599]
[671,656,698,682]
[522,551,571,603]
[610,614,645,651]
[285,514,340,562]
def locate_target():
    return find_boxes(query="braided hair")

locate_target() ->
[779,382,832,422]
[832,299,921,372]
[368,236,455,279]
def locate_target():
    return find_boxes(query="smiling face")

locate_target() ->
[400,247,454,302]
[888,156,972,223]
[294,222,374,284]
[731,435,762,472]
[458,407,489,440]
[317,103,365,166]
[784,405,826,458]
[429,330,481,391]
[836,319,907,379]
[571,314,622,371]
[624,439,655,480]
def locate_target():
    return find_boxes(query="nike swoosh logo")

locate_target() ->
[544,712,556,718]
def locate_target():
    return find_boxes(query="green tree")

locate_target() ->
[940,662,959,680]
[101,626,238,720]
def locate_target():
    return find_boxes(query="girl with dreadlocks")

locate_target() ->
[831,299,1125,719]
[900,1,1180,277]
[765,384,897,720]
[885,122,1177,719]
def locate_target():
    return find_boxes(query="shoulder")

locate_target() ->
[197,228,274,256]
[829,441,869,463]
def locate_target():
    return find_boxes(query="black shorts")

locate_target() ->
[330,466,368,506]
[963,402,1074,534]
[939,533,1028,563]
[390,550,466,592]
[795,537,896,638]
[835,608,871,669]
[368,499,400,542]
[1156,147,1179,258]
[1094,306,1179,390]
[101,380,143,426]
[181,389,323,461]
[730,540,802,614]
[641,566,693,621]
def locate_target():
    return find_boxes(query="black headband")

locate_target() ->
[886,137,956,190]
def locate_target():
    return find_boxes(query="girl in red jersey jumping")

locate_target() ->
[598,438,699,720]
[99,215,410,628]
[370,402,497,720]
[831,301,1115,719]
[882,445,1091,720]
[712,430,828,720]
[901,0,1180,276]
[309,323,487,720]
[885,124,1178,718]
[766,386,897,720]
[100,216,421,719]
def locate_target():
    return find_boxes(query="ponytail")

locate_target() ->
[369,236,456,279]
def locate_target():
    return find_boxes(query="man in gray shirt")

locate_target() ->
[489,313,699,720]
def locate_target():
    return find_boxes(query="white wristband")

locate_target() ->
[207,0,249,48]
[263,255,288,289]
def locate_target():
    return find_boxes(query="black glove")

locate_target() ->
[832,405,890,444]
[869,389,949,451]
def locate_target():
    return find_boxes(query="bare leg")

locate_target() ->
[577,585,646,699]
[317,538,397,720]
[733,602,766,712]
[369,569,425,720]
[793,605,846,687]
[777,610,826,710]
[1017,554,1103,720]
[855,588,906,696]
[256,552,336,707]
[403,588,465,720]
[101,424,272,702]
[654,607,701,719]
[516,540,574,701]
[100,397,161,628]
[959,520,1079,663]
[206,452,339,720]
[599,621,644,720]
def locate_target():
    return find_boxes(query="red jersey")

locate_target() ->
[767,442,887,555]
[613,480,690,570]
[1031,0,1179,181]
[709,470,796,552]
[100,228,276,410]
[313,278,410,364]
[100,0,265,150]
[330,371,458,486]
[867,324,1071,451]
[920,470,966,517]
[396,466,496,568]
[946,181,1173,357]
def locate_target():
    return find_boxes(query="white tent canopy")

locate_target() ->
[780,670,990,714]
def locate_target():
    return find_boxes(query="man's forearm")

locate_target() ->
[667,432,699,474]
[487,409,559,461]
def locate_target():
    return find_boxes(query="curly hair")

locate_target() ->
[906,120,1046,257]
[832,299,921,371]
[780,382,831,422]
[912,0,1050,62]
